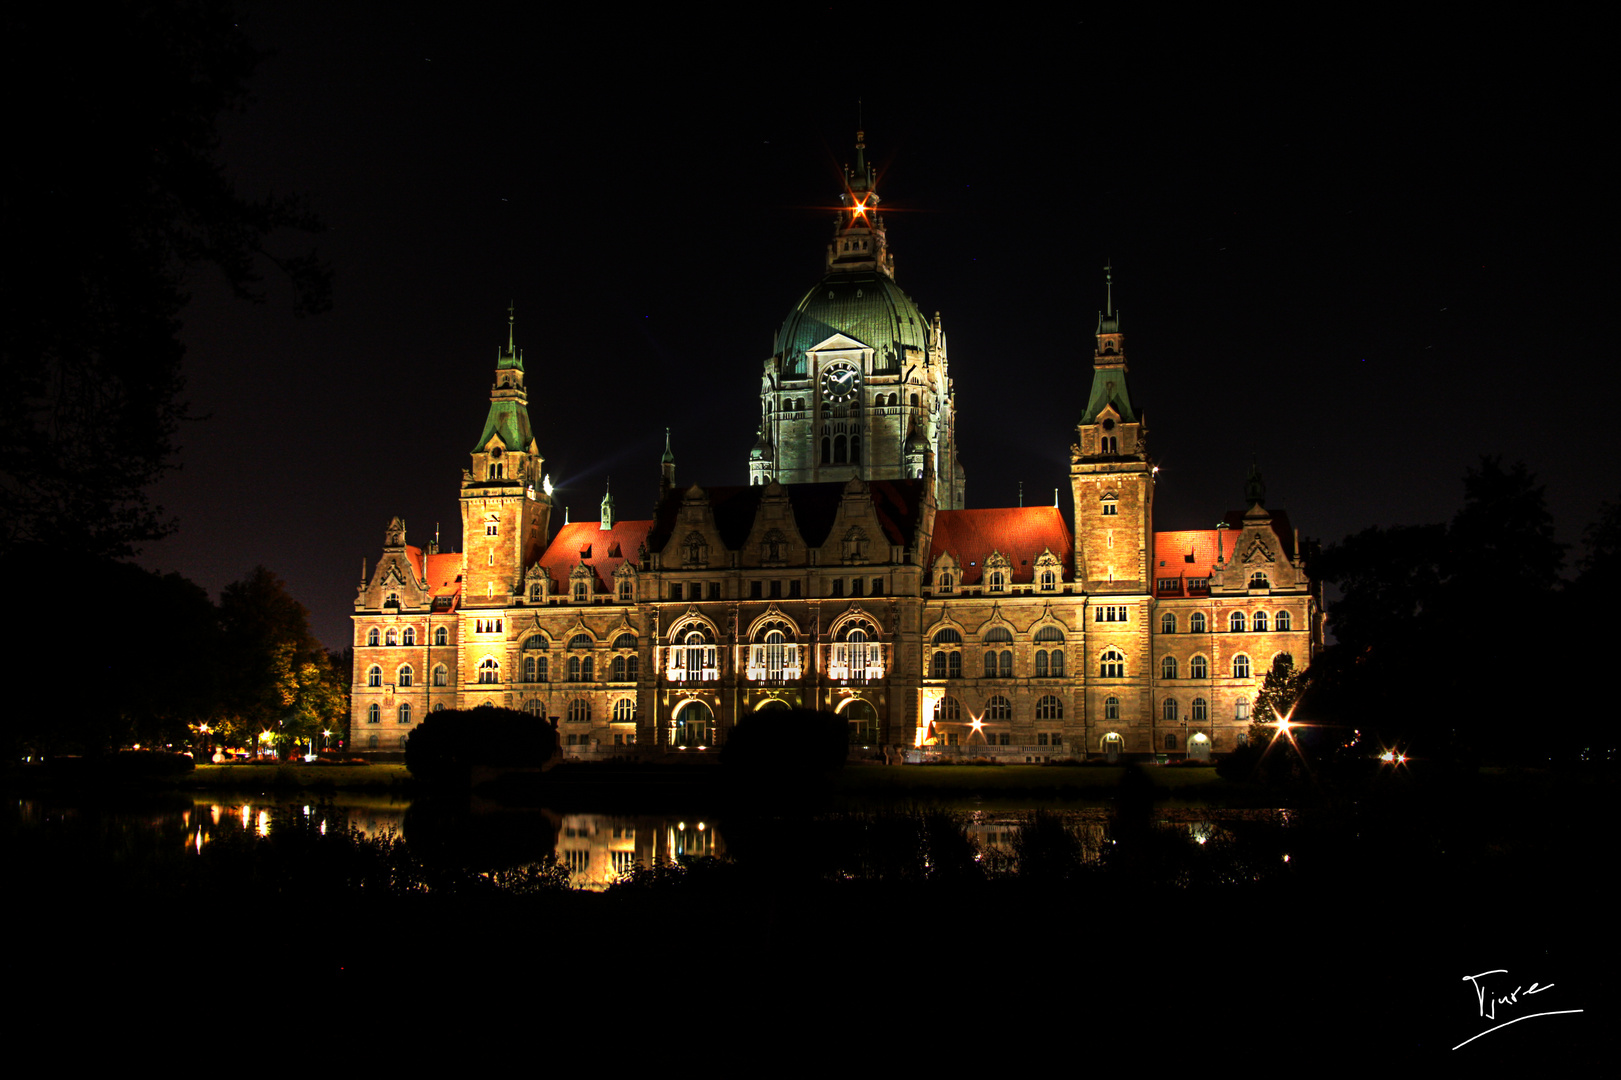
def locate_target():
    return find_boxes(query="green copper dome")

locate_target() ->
[775,271,929,376]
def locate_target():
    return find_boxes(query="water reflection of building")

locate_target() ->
[350,133,1322,761]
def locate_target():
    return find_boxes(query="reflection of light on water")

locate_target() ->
[256,809,270,837]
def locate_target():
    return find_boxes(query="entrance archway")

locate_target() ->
[673,701,715,747]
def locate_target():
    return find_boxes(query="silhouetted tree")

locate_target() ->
[720,708,849,775]
[216,567,342,756]
[1,3,327,561]
[404,706,559,787]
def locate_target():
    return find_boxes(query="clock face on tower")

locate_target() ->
[821,362,860,404]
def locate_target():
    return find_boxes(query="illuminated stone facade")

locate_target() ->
[349,138,1321,759]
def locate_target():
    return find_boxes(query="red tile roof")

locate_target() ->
[538,519,655,592]
[927,507,1073,584]
[1152,530,1221,577]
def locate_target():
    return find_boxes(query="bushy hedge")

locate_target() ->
[720,707,848,773]
[404,705,558,785]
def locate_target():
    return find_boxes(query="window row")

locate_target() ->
[1157,610,1295,634]
[932,695,1068,724]
[1160,696,1250,722]
[931,626,1067,646]
[1159,652,1291,680]
[365,626,453,647]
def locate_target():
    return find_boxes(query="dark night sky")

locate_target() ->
[136,5,1614,649]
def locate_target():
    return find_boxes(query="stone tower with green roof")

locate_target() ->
[749,132,965,508]
[461,308,552,609]
[1070,265,1154,593]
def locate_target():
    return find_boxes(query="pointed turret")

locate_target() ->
[827,130,895,278]
[1245,460,1267,508]
[659,428,676,500]
[600,479,616,531]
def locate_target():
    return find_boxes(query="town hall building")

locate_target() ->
[349,133,1322,759]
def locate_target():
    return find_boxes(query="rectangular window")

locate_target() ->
[1037,733,1049,746]
[872,578,882,596]
[832,579,844,597]
[851,578,863,596]
[750,580,762,599]
[1102,503,1117,516]
[789,580,801,598]
[770,580,781,599]
[670,583,683,601]
[708,582,720,600]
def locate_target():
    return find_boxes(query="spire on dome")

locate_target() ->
[829,129,894,278]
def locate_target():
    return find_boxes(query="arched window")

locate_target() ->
[1252,611,1268,632]
[999,650,1012,677]
[984,626,1013,645]
[435,626,449,646]
[674,629,717,682]
[433,664,449,687]
[938,572,954,594]
[984,651,998,678]
[397,665,413,687]
[1104,696,1121,720]
[1249,572,1269,589]
[1275,610,1292,632]
[1229,611,1246,633]
[1035,651,1048,678]
[1040,569,1057,590]
[1161,655,1178,680]
[1161,612,1176,634]
[1165,734,1177,751]
[1035,695,1063,720]
[1190,655,1208,679]
[573,580,587,602]
[1162,697,1178,722]
[1190,612,1207,634]
[478,658,500,684]
[1191,697,1208,721]
[932,627,962,679]
[934,697,962,723]
[619,578,633,602]
[613,633,636,651]
[1236,696,1250,721]
[397,703,411,725]
[366,703,380,724]
[385,628,398,646]
[933,628,963,645]
[1233,654,1251,679]
[613,698,635,723]
[1100,648,1125,678]
[366,628,379,647]
[524,699,544,716]
[402,627,416,646]
[844,700,878,744]
[612,655,627,682]
[529,583,541,603]
[1049,649,1064,677]
[525,655,540,682]
[569,634,592,650]
[626,655,638,681]
[987,570,1007,592]
[567,700,590,724]
[839,627,880,681]
[985,695,1011,720]
[674,701,714,747]
[367,665,382,687]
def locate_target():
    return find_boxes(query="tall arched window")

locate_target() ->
[367,665,382,687]
[612,655,627,682]
[366,628,379,646]
[1190,612,1207,634]
[1275,610,1292,632]
[613,698,636,723]
[1252,611,1268,632]
[397,665,413,687]
[1035,695,1063,720]
[1161,655,1178,680]
[844,700,877,744]
[478,658,500,684]
[567,699,590,724]
[1233,654,1251,679]
[985,695,1011,720]
[385,628,398,646]
[674,701,714,747]
[673,629,717,682]
[1162,697,1178,722]
[1229,611,1246,633]
[1191,697,1208,721]
[1100,648,1125,678]
[1160,612,1176,635]
[1104,696,1121,720]
[397,703,411,725]
[367,704,380,724]
[433,664,449,687]
[435,626,449,646]
[1190,655,1209,679]
[402,627,416,646]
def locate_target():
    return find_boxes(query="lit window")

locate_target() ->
[938,572,954,594]
[385,628,398,647]
[1104,696,1120,720]
[1236,696,1250,721]
[614,698,636,723]
[478,658,500,684]
[366,628,379,646]
[433,664,449,687]
[1100,648,1125,678]
[987,570,1006,592]
[934,697,962,723]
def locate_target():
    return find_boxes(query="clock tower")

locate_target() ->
[750,132,965,507]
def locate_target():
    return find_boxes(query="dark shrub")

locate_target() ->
[720,707,848,774]
[404,705,558,786]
